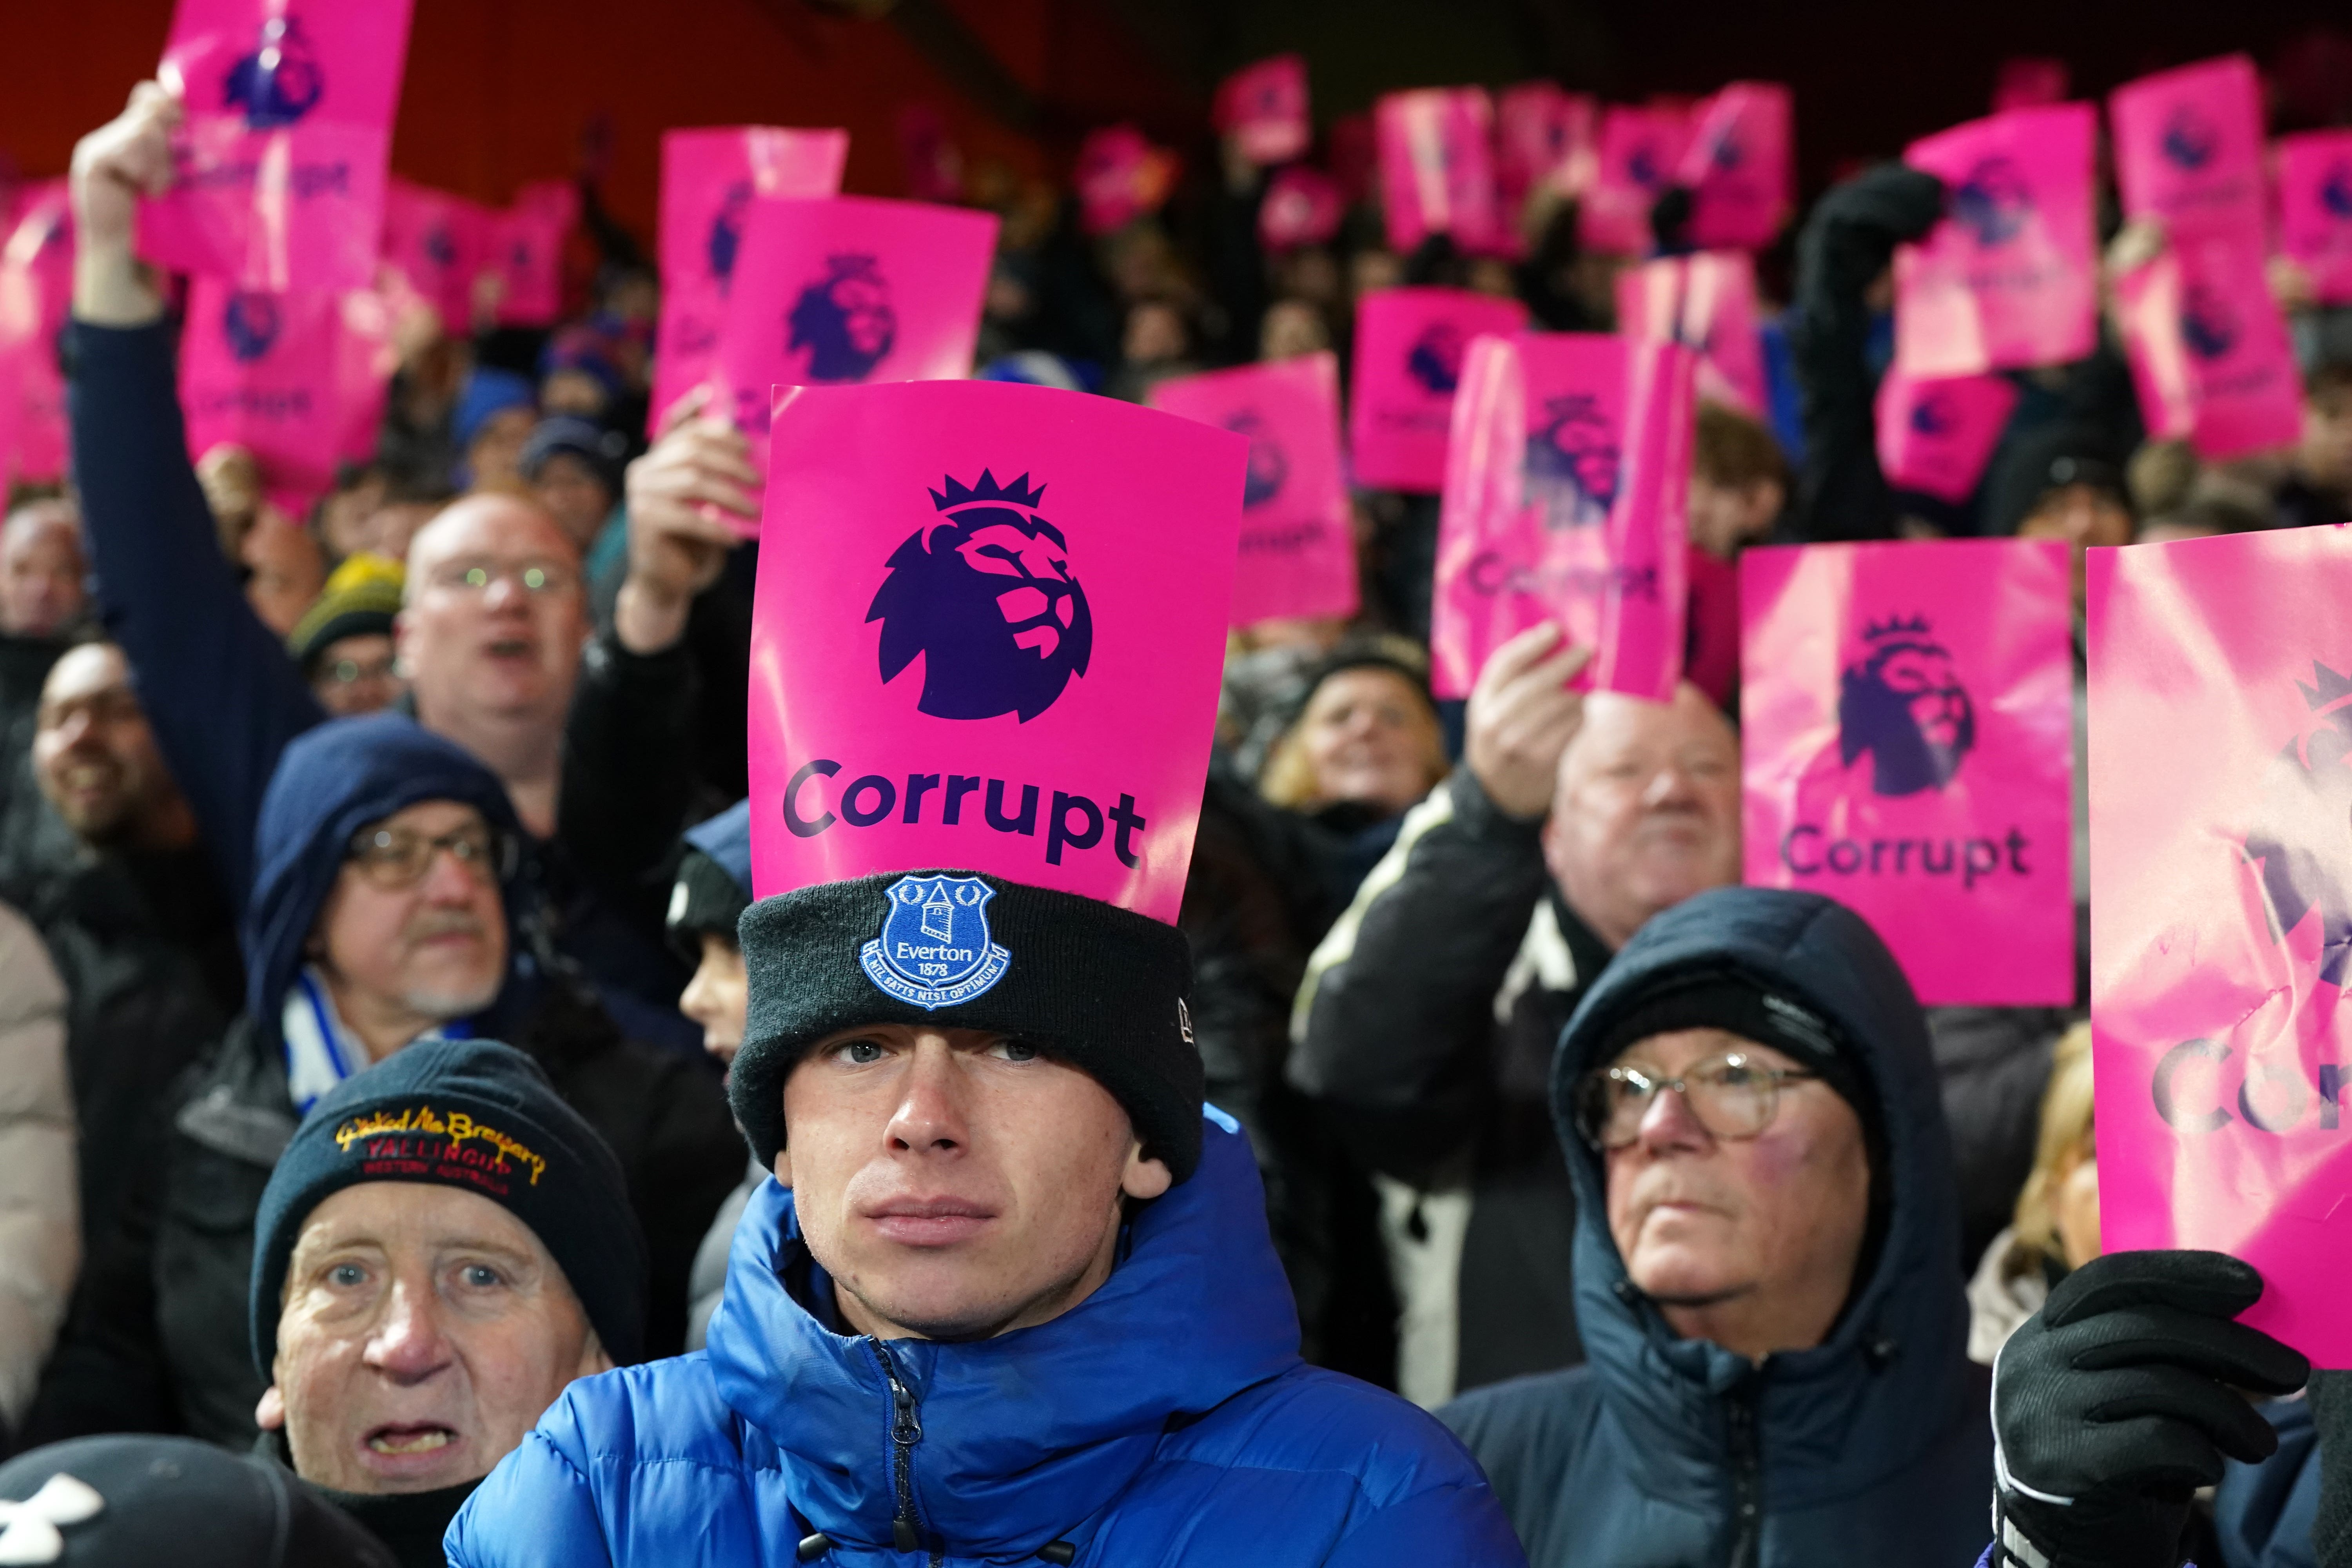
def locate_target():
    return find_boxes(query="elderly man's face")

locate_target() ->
[259,1182,608,1493]
[0,509,87,638]
[312,799,508,1025]
[33,643,184,848]
[778,1025,1171,1342]
[397,497,588,730]
[1602,1027,1871,1357]
[1544,686,1742,950]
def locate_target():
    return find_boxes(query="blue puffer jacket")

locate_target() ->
[1439,887,1993,1566]
[445,1111,1525,1567]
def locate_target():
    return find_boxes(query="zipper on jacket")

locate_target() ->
[1724,1386,1762,1568]
[869,1341,941,1563]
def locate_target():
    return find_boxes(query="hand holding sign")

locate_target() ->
[615,385,760,655]
[1465,622,1592,820]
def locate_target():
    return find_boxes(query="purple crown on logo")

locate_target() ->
[929,470,1047,512]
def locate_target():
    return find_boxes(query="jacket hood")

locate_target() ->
[242,714,523,1042]
[1548,886,1970,1509]
[682,799,753,896]
[704,1110,1300,1558]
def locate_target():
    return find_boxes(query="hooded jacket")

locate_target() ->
[445,1113,1526,1568]
[1439,887,1991,1567]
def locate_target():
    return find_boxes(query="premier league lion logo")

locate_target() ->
[860,874,1012,1009]
[2161,104,2220,171]
[223,16,324,130]
[223,292,281,363]
[1950,156,2035,247]
[1838,616,1976,797]
[2325,161,2352,221]
[1524,394,1620,528]
[1406,321,1466,394]
[1910,391,1960,437]
[1223,410,1290,508]
[867,470,1093,723]
[2244,662,2352,985]
[2181,281,2240,361]
[788,254,897,383]
[707,180,751,287]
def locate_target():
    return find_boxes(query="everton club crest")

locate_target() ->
[860,874,1012,1009]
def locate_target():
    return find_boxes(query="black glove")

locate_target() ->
[1991,1250,2309,1568]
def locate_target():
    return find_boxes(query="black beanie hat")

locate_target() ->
[730,870,1203,1183]
[249,1040,647,1372]
[0,1436,396,1568]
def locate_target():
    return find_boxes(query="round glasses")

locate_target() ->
[347,823,515,890]
[425,560,579,596]
[1573,1051,1819,1151]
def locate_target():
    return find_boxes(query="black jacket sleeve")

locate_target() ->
[1787,165,1946,543]
[1286,770,1551,1184]
[557,632,699,935]
[69,321,327,916]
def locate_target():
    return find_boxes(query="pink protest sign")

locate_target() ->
[2117,236,2303,461]
[1215,55,1310,167]
[0,183,72,485]
[653,126,850,430]
[378,180,491,335]
[1497,83,1599,224]
[897,106,964,205]
[1615,252,1767,415]
[746,380,1245,922]
[710,196,998,475]
[140,0,413,292]
[1895,104,2099,377]
[2279,132,2352,307]
[1993,58,2070,114]
[488,184,573,328]
[1150,351,1358,627]
[1430,332,1695,700]
[1685,545,1739,710]
[1742,538,2074,1006]
[1873,368,2020,503]
[1259,166,1344,251]
[180,276,392,514]
[1375,89,1505,258]
[1076,126,1180,237]
[2085,527,2352,1365]
[2110,55,2267,241]
[1347,287,1529,494]
[1675,82,1793,252]
[1580,104,1690,255]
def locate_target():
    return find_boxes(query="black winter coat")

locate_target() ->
[1439,889,1992,1568]
[20,975,741,1451]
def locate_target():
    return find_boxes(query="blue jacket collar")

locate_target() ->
[705,1114,1300,1557]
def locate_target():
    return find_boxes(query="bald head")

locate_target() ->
[404,493,581,593]
[1543,684,1743,950]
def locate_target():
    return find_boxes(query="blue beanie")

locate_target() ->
[452,368,537,452]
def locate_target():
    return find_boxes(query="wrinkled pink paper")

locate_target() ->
[710,196,998,476]
[1580,104,1690,256]
[1896,104,2099,376]
[1150,351,1358,627]
[1376,89,1505,258]
[1076,126,1180,237]
[1685,545,1739,710]
[1347,286,1530,494]
[488,181,575,328]
[1744,537,2074,1006]
[653,127,849,431]
[378,179,491,335]
[2087,526,2352,1365]
[1215,55,1310,167]
[1259,166,1344,251]
[2279,131,2352,307]
[2110,55,2267,241]
[1614,251,1767,415]
[1430,332,1695,700]
[1874,368,2020,503]
[2116,236,2303,461]
[180,275,392,514]
[0,183,72,486]
[747,379,1245,922]
[1675,82,1793,251]
[140,0,413,292]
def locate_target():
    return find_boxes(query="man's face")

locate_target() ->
[1296,668,1443,817]
[241,508,328,637]
[310,632,403,717]
[2302,390,2352,495]
[312,799,508,1023]
[261,1182,608,1494]
[396,497,589,728]
[528,452,613,554]
[1602,1027,1871,1343]
[679,934,748,1067]
[2018,483,2133,610]
[33,643,181,847]
[1544,686,1742,950]
[466,407,538,496]
[1686,474,1783,561]
[0,512,87,638]
[777,1024,1171,1341]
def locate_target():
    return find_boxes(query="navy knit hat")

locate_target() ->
[729,871,1203,1183]
[667,800,752,960]
[243,715,523,1044]
[249,1040,646,1372]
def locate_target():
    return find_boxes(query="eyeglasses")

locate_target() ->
[325,654,397,686]
[346,823,515,890]
[1573,1051,1819,1151]
[423,559,579,597]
